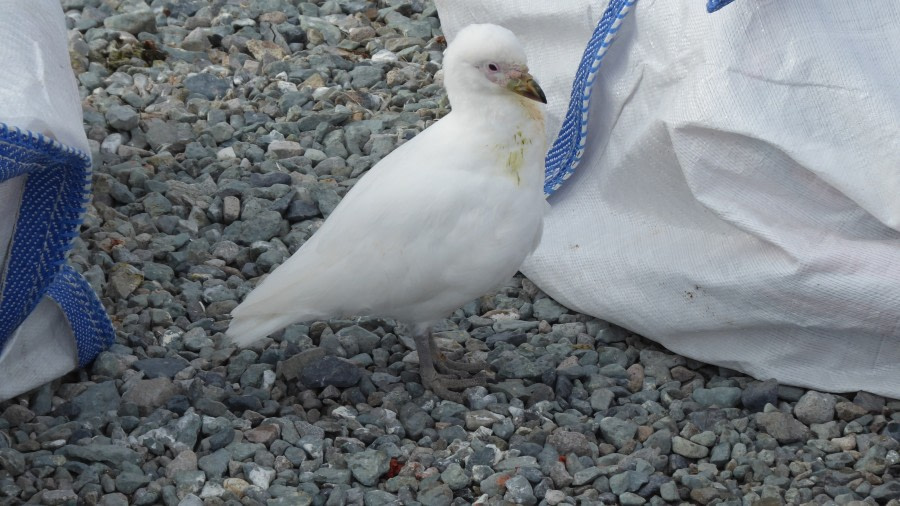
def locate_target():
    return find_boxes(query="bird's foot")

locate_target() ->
[420,365,487,404]
[434,354,493,375]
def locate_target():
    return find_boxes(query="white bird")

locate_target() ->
[227,23,548,402]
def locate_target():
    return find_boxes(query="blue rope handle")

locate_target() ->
[707,0,736,13]
[543,0,738,196]
[0,124,114,366]
[543,0,637,196]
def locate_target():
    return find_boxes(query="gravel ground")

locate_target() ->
[1,0,899,505]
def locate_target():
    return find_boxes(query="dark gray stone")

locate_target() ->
[298,356,361,388]
[184,73,231,100]
[104,10,156,33]
[741,379,778,412]
[133,357,190,378]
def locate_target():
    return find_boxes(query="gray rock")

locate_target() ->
[115,469,150,494]
[619,492,646,505]
[122,377,178,414]
[742,379,778,412]
[0,449,25,476]
[104,10,155,34]
[692,387,742,408]
[346,449,390,486]
[660,481,680,502]
[61,445,141,468]
[133,357,190,378]
[610,469,650,495]
[671,436,709,459]
[590,388,614,411]
[794,390,836,425]
[440,462,469,490]
[267,140,303,158]
[0,405,34,427]
[364,490,399,506]
[98,493,129,506]
[107,263,143,298]
[41,489,80,505]
[198,449,231,478]
[871,481,900,501]
[184,73,230,100]
[495,353,543,380]
[573,466,604,486]
[106,105,140,131]
[547,430,592,457]
[504,475,537,506]
[313,467,351,485]
[336,325,381,355]
[418,484,453,506]
[853,391,885,413]
[298,356,361,388]
[532,297,568,322]
[755,412,809,444]
[599,417,638,448]
[72,381,120,418]
[350,65,385,89]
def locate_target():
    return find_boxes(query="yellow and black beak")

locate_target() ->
[508,72,547,104]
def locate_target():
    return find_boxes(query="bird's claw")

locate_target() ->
[434,355,493,375]
[420,368,487,404]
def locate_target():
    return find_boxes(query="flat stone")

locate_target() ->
[61,444,141,468]
[755,412,809,444]
[133,357,190,378]
[834,401,867,421]
[247,39,285,60]
[184,73,230,100]
[672,436,709,459]
[104,10,155,34]
[298,355,361,388]
[267,140,303,158]
[41,489,80,505]
[245,424,280,445]
[72,381,120,419]
[692,387,742,408]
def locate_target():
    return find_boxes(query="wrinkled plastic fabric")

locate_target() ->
[0,0,112,401]
[436,1,900,397]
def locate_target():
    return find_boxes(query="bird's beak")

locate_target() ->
[507,71,547,104]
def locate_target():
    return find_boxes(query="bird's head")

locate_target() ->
[443,24,547,107]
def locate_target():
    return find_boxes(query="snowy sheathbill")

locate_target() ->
[227,24,548,402]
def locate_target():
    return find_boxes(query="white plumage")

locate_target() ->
[227,23,548,400]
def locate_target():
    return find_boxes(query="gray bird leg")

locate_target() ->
[429,333,492,375]
[413,329,485,403]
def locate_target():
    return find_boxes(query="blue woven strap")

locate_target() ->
[543,0,739,196]
[543,0,637,196]
[707,0,737,13]
[0,123,113,367]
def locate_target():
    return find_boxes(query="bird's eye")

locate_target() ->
[488,63,499,72]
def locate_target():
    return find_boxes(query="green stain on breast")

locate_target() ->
[504,129,533,185]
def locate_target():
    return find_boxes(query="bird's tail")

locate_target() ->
[225,311,305,348]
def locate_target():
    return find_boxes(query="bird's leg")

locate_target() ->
[429,333,493,375]
[413,329,485,403]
